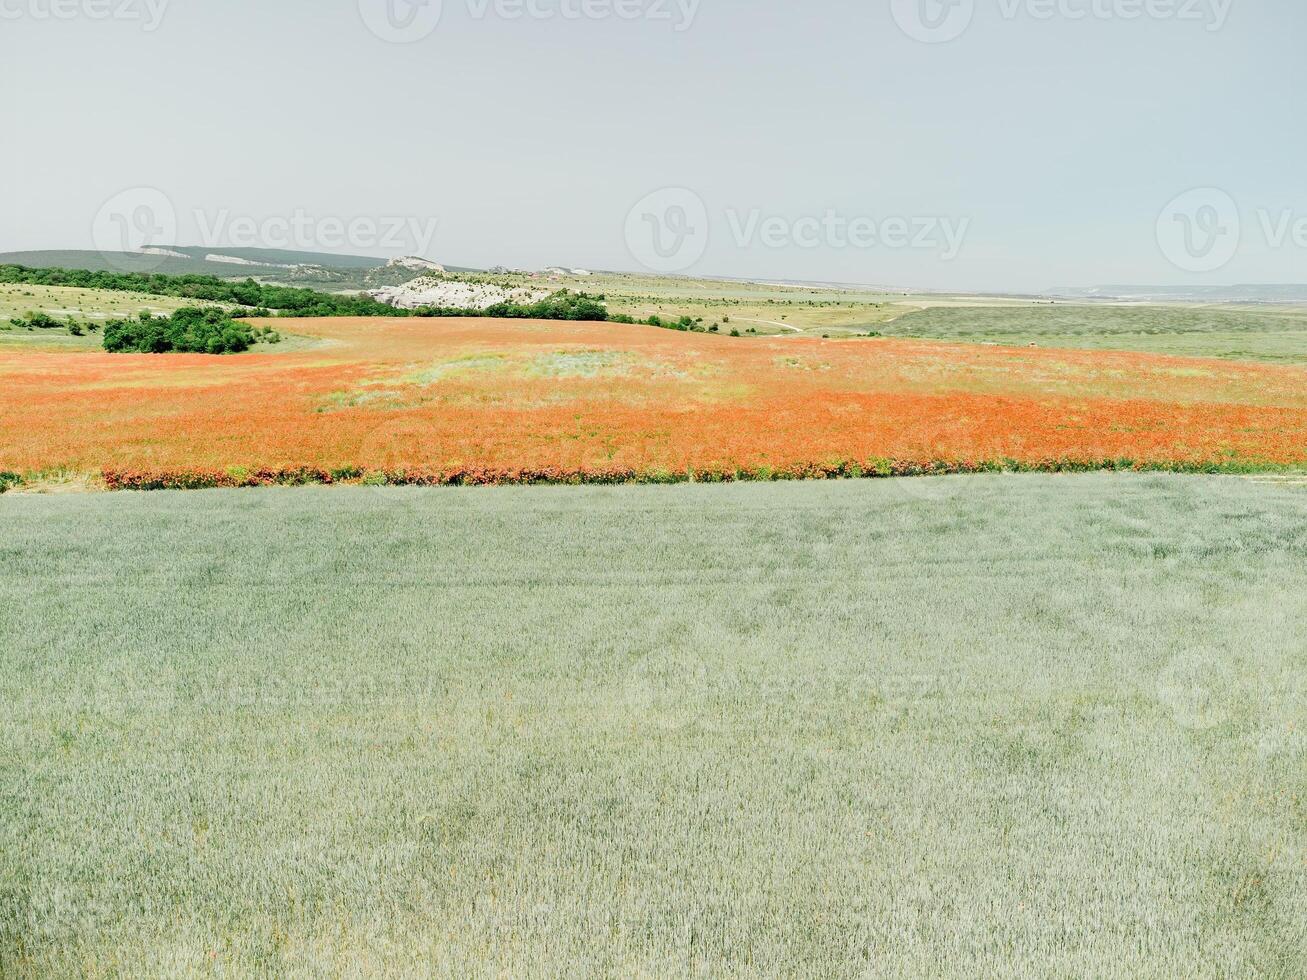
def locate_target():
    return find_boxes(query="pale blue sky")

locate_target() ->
[1,0,1304,291]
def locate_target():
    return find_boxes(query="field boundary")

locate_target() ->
[0,458,1292,493]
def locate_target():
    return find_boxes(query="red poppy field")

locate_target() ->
[3,316,1307,489]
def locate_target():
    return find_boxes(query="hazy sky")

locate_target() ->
[2,0,1304,291]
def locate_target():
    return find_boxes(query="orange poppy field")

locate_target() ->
[3,316,1307,489]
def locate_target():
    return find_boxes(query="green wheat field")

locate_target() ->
[2,474,1304,977]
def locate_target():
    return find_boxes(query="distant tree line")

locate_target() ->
[0,264,736,352]
[0,264,413,317]
[410,291,611,322]
[0,264,622,321]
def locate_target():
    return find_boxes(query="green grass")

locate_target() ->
[0,250,267,279]
[538,271,1307,361]
[0,285,320,355]
[0,283,196,320]
[2,475,1305,976]
[882,303,1307,363]
[6,267,1306,364]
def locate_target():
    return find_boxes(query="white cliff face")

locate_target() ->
[205,253,276,267]
[387,256,446,273]
[368,277,552,311]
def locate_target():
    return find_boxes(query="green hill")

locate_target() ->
[0,250,252,278]
[0,249,477,291]
[153,246,389,270]
[0,249,407,290]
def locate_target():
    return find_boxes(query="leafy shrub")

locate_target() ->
[478,291,610,321]
[9,311,64,330]
[102,308,256,354]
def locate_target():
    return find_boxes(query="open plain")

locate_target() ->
[4,316,1307,489]
[2,474,1305,977]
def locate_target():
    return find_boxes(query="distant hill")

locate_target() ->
[0,250,254,278]
[1048,284,1307,304]
[0,249,478,290]
[0,247,389,276]
[153,246,390,270]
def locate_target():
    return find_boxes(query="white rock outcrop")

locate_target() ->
[368,277,551,311]
[388,256,446,273]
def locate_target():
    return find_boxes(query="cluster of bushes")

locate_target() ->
[484,291,610,321]
[102,308,279,354]
[4,310,96,336]
[7,311,66,330]
[410,291,612,322]
[611,312,714,332]
[0,265,619,324]
[0,265,630,323]
[609,311,754,336]
[0,264,403,317]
